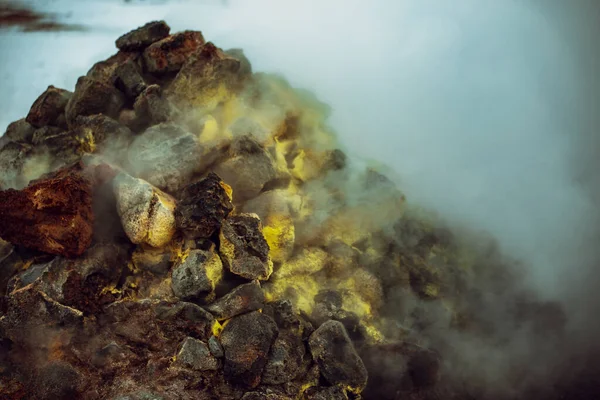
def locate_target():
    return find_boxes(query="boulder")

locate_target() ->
[174,337,219,371]
[171,247,223,301]
[116,20,171,51]
[133,85,173,127]
[112,172,176,248]
[0,163,93,257]
[115,59,148,99]
[206,280,264,321]
[143,31,205,74]
[131,245,172,275]
[219,214,273,280]
[175,172,233,240]
[308,320,368,392]
[5,118,35,143]
[26,85,72,128]
[87,51,138,86]
[65,76,125,127]
[261,332,305,385]
[221,311,278,388]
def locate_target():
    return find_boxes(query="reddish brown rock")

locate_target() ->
[116,20,171,51]
[26,85,72,128]
[0,163,94,257]
[143,31,205,74]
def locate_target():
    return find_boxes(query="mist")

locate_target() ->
[1,0,600,397]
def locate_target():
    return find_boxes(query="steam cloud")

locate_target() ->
[1,0,600,398]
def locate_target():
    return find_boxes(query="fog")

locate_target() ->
[1,0,599,396]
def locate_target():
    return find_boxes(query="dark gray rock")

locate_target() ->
[221,311,278,388]
[206,280,264,321]
[153,301,215,340]
[305,386,348,400]
[208,335,224,358]
[261,332,305,385]
[171,248,223,301]
[5,118,35,143]
[115,59,148,99]
[308,320,368,392]
[175,337,219,371]
[35,361,80,400]
[65,76,125,127]
[116,20,171,51]
[26,85,72,128]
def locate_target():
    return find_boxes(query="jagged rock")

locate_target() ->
[127,123,205,192]
[206,280,264,321]
[219,214,273,280]
[175,337,219,371]
[5,118,35,143]
[133,85,172,126]
[26,85,72,128]
[213,135,277,203]
[131,245,172,275]
[115,59,148,99]
[116,20,170,51]
[143,31,205,74]
[171,247,223,301]
[0,163,93,257]
[175,172,233,240]
[65,76,125,127]
[153,301,215,339]
[308,320,368,392]
[261,332,305,385]
[221,311,278,388]
[34,361,81,400]
[208,335,224,358]
[167,42,247,110]
[304,386,348,400]
[112,172,176,248]
[87,51,139,86]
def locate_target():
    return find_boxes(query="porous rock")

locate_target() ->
[65,76,125,127]
[171,247,223,301]
[5,118,35,143]
[219,213,273,280]
[143,31,205,74]
[206,280,264,321]
[175,337,219,371]
[304,386,348,400]
[208,335,224,358]
[115,58,148,99]
[133,84,172,126]
[221,311,278,388]
[26,85,72,128]
[116,20,171,51]
[261,332,305,385]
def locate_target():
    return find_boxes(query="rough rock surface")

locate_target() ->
[116,20,171,51]
[175,337,219,371]
[261,332,305,385]
[65,76,125,127]
[133,84,172,126]
[219,214,273,280]
[115,58,148,99]
[308,320,368,392]
[0,163,93,257]
[171,247,223,301]
[175,172,234,240]
[221,311,279,388]
[4,118,35,143]
[143,31,205,74]
[26,85,72,128]
[206,280,264,321]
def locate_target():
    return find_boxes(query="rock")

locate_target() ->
[127,123,205,192]
[175,337,219,371]
[153,301,215,340]
[219,214,273,280]
[304,386,348,400]
[112,172,176,248]
[131,245,172,275]
[206,280,264,321]
[308,320,368,392]
[26,85,72,128]
[143,31,205,74]
[5,118,35,143]
[71,114,134,159]
[171,247,223,302]
[224,48,252,76]
[133,85,173,127]
[65,76,125,127]
[241,393,291,400]
[261,332,305,385]
[221,311,278,388]
[0,163,93,257]
[116,20,171,51]
[167,42,247,110]
[208,335,224,358]
[87,51,139,86]
[34,361,80,400]
[213,135,277,203]
[115,59,148,99]
[175,172,233,240]
[275,247,328,279]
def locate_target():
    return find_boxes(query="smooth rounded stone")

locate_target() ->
[127,123,204,193]
[208,335,224,358]
[65,76,125,127]
[115,58,148,99]
[261,332,305,385]
[221,311,279,388]
[116,20,171,51]
[5,118,35,143]
[143,31,205,74]
[206,280,264,321]
[212,135,277,204]
[171,248,223,301]
[308,320,368,393]
[112,172,176,248]
[175,172,234,240]
[175,337,219,371]
[133,85,173,126]
[219,214,273,281]
[26,85,72,128]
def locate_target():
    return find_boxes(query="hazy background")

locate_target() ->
[1,0,599,346]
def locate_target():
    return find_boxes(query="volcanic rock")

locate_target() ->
[115,58,148,99]
[112,172,176,248]
[34,361,81,400]
[221,311,278,388]
[261,332,305,385]
[206,280,264,321]
[26,85,72,128]
[133,84,173,126]
[213,135,277,203]
[153,301,215,339]
[219,213,273,280]
[86,50,139,86]
[65,76,125,127]
[241,393,291,400]
[5,118,35,143]
[131,245,172,275]
[167,42,247,110]
[208,335,224,358]
[171,247,223,301]
[308,320,368,392]
[175,337,219,371]
[175,172,234,239]
[304,386,348,400]
[0,163,93,257]
[143,31,205,74]
[71,114,134,158]
[116,20,171,51]
[0,141,32,189]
